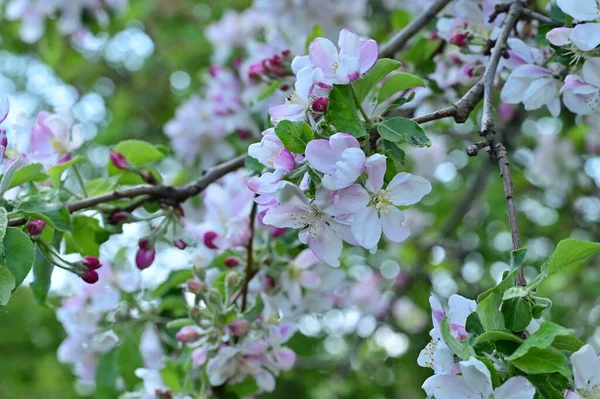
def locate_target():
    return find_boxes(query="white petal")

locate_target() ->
[387,173,432,206]
[571,23,600,51]
[557,0,599,21]
[494,376,536,399]
[351,206,382,250]
[571,344,600,391]
[381,207,410,243]
[422,375,477,399]
[459,357,494,398]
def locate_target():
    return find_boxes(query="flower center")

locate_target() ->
[372,189,393,214]
[332,61,339,73]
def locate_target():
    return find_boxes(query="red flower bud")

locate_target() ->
[136,239,156,270]
[173,239,187,250]
[84,256,102,270]
[109,150,129,169]
[203,231,219,249]
[263,275,276,292]
[82,270,99,284]
[27,219,46,236]
[57,153,72,164]
[281,49,291,57]
[279,84,290,91]
[311,97,329,113]
[109,211,129,223]
[449,32,469,47]
[224,257,239,268]
[229,319,250,337]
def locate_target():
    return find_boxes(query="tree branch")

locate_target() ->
[241,200,258,313]
[379,0,454,58]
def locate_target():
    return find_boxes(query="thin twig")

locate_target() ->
[241,200,258,313]
[379,0,454,58]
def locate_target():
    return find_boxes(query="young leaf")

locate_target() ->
[477,269,518,331]
[377,117,431,147]
[64,216,110,257]
[0,208,8,249]
[377,72,426,103]
[0,158,22,197]
[95,349,120,399]
[510,248,527,270]
[0,266,15,306]
[117,334,144,390]
[2,227,35,289]
[31,247,53,307]
[507,321,575,361]
[9,163,48,189]
[440,317,475,360]
[501,298,532,332]
[474,331,523,346]
[19,200,72,232]
[511,347,572,377]
[353,59,402,102]
[544,238,600,276]
[383,140,406,164]
[47,155,85,187]
[325,85,367,138]
[274,120,314,154]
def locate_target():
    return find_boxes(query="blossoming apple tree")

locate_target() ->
[1,0,600,398]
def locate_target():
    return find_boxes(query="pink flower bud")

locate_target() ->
[57,154,72,164]
[248,63,265,81]
[82,270,99,284]
[186,279,205,294]
[449,32,469,47]
[279,84,290,91]
[176,326,200,343]
[229,319,250,337]
[224,257,239,268]
[237,129,252,140]
[311,97,329,113]
[281,49,291,57]
[136,239,156,270]
[84,256,102,270]
[109,211,129,223]
[109,150,129,169]
[173,239,187,250]
[27,219,46,236]
[203,231,219,249]
[263,275,276,292]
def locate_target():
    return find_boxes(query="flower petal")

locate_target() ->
[309,38,338,76]
[365,154,386,192]
[263,205,309,229]
[494,376,536,399]
[570,23,600,51]
[381,207,411,243]
[459,358,493,398]
[388,173,432,206]
[0,96,8,124]
[305,139,336,174]
[351,206,382,250]
[305,220,343,267]
[557,0,599,21]
[359,39,378,74]
[422,375,477,399]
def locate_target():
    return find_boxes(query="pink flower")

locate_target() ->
[308,28,378,87]
[547,24,600,52]
[305,133,366,190]
[501,65,562,117]
[280,249,321,305]
[351,154,431,251]
[263,182,369,267]
[561,58,600,115]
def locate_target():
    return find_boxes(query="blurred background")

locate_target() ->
[0,0,599,398]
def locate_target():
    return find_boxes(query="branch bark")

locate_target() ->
[379,0,454,58]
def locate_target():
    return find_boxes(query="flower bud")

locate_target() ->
[136,239,156,270]
[311,97,329,113]
[228,319,250,337]
[224,257,239,268]
[248,63,265,81]
[449,32,469,47]
[203,231,219,249]
[141,170,158,185]
[57,153,72,164]
[263,275,276,293]
[186,279,205,294]
[84,256,102,270]
[281,49,291,57]
[82,270,99,284]
[27,219,46,237]
[109,211,129,224]
[226,271,240,286]
[175,326,201,343]
[109,149,129,169]
[173,239,187,250]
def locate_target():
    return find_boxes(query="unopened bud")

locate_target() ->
[109,211,129,224]
[203,231,219,249]
[311,97,329,113]
[82,270,99,284]
[109,150,129,169]
[84,256,102,270]
[136,239,155,270]
[226,271,240,286]
[449,32,469,47]
[186,279,205,294]
[228,319,250,337]
[173,239,187,250]
[263,275,276,293]
[175,326,201,343]
[224,257,239,268]
[27,219,46,236]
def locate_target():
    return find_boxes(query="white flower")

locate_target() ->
[566,344,600,399]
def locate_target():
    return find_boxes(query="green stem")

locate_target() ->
[350,84,372,128]
[72,165,88,197]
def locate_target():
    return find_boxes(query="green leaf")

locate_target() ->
[0,208,8,249]
[476,356,501,388]
[95,349,119,399]
[544,238,600,276]
[47,155,85,187]
[152,269,193,298]
[64,216,110,257]
[245,156,264,175]
[502,285,532,300]
[256,79,283,102]
[477,269,518,331]
[274,120,314,154]
[441,317,475,360]
[226,377,260,398]
[0,158,22,197]
[9,163,48,189]
[31,247,53,306]
[19,200,72,232]
[528,375,567,399]
[244,295,264,322]
[474,331,523,346]
[511,347,571,377]
[391,9,412,29]
[160,359,183,392]
[0,266,15,306]
[510,248,527,270]
[353,59,402,102]
[325,85,367,138]
[377,117,431,147]
[383,140,406,164]
[305,25,324,52]
[465,312,484,336]
[507,322,575,361]
[117,335,144,390]
[377,72,425,103]
[2,227,35,289]
[551,335,585,352]
[502,298,532,332]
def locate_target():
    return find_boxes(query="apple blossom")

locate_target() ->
[280,248,321,305]
[566,344,600,399]
[351,154,432,251]
[501,64,562,117]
